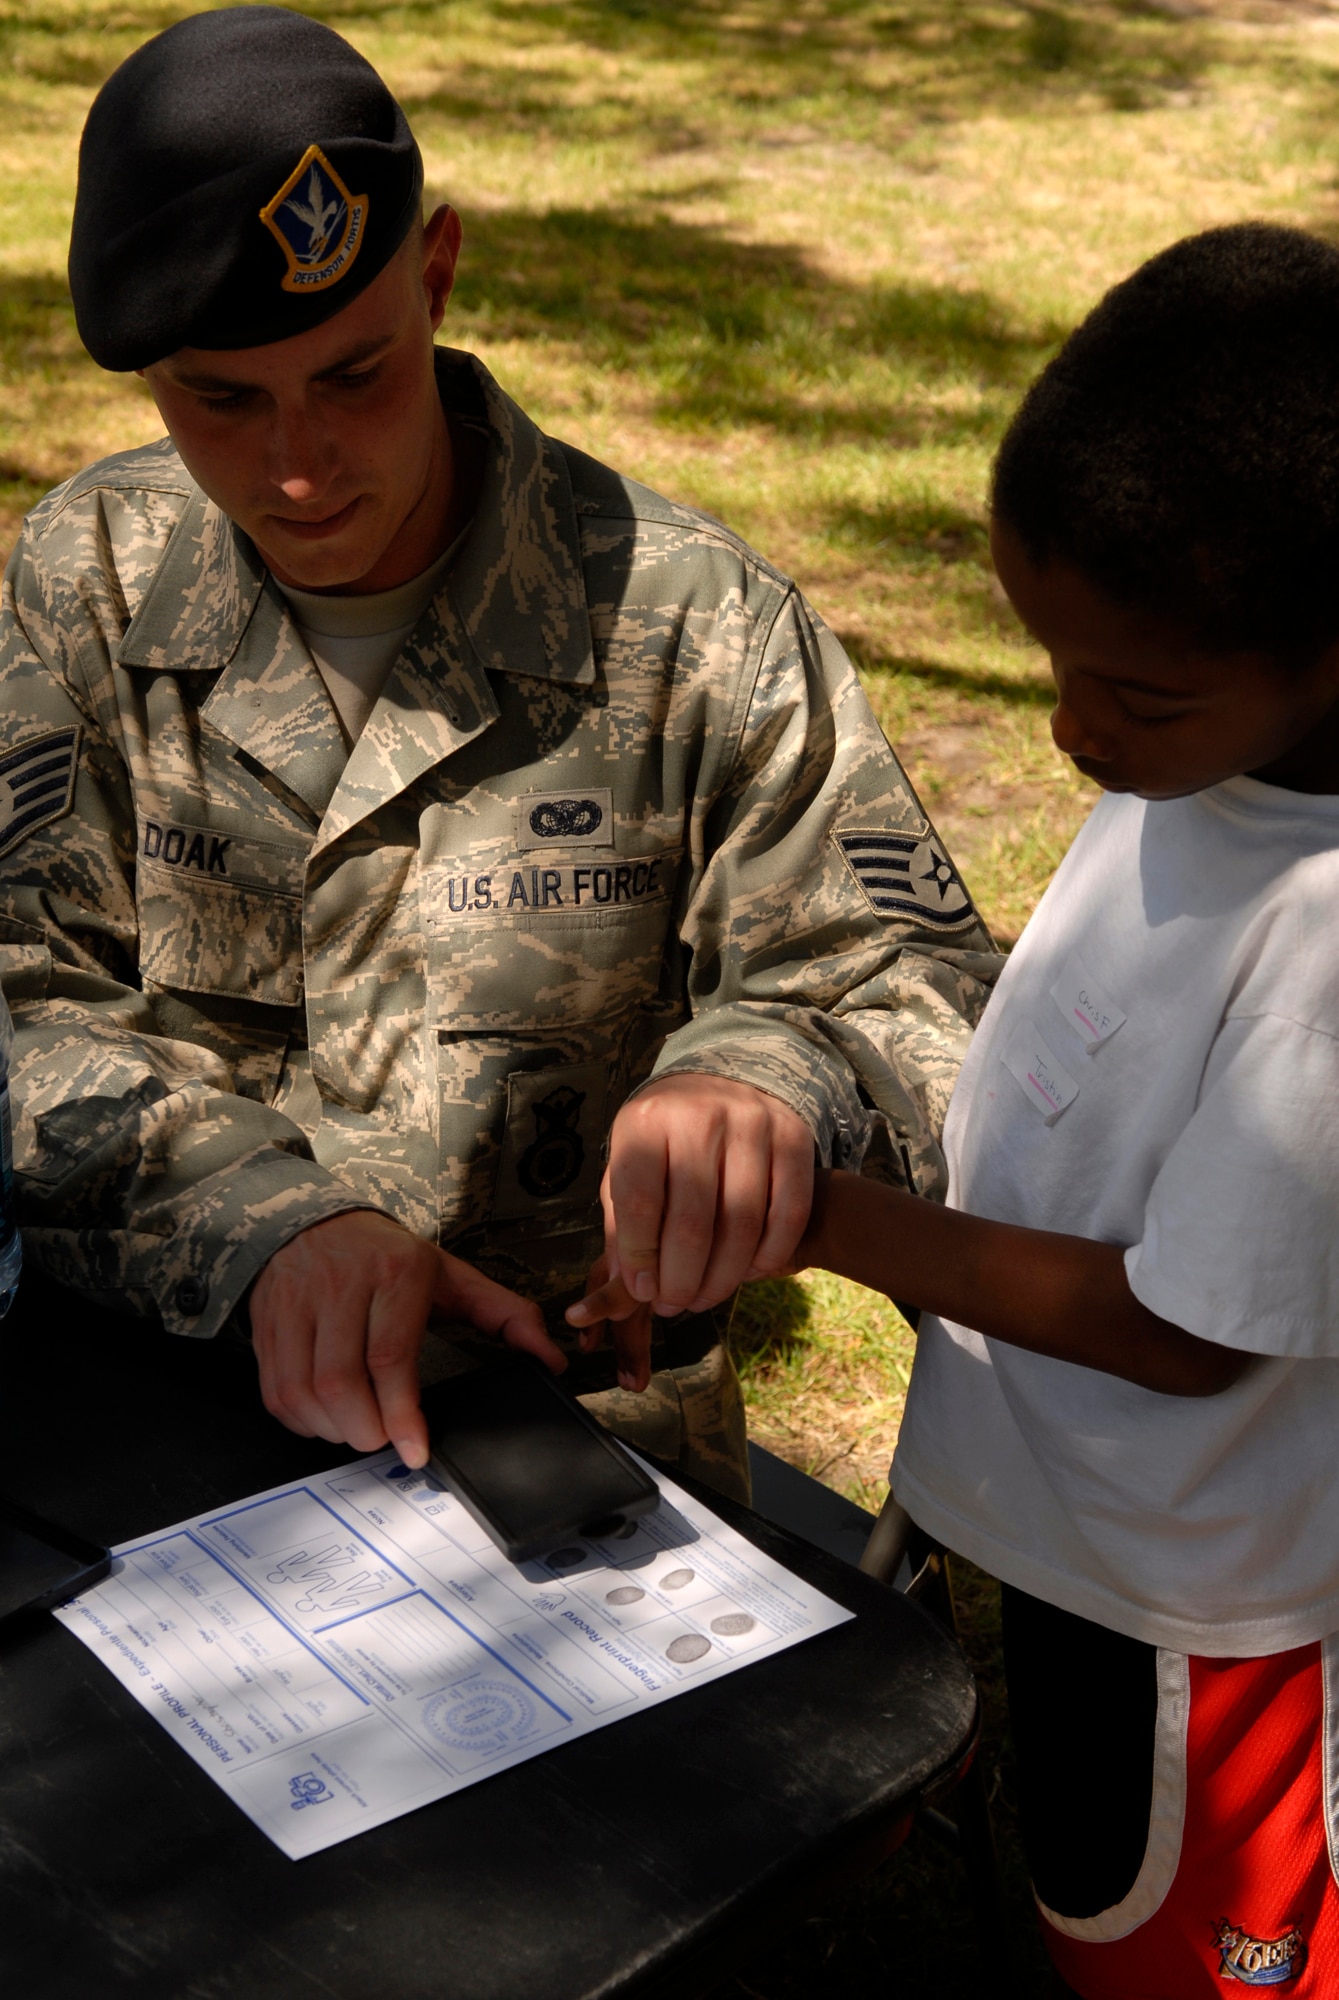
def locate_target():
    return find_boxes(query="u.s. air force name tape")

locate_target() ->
[0,725,80,859]
[432,854,675,919]
[836,825,977,930]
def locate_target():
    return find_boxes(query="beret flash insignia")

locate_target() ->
[260,144,368,295]
[837,824,977,931]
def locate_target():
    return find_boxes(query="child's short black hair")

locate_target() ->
[992,223,1339,666]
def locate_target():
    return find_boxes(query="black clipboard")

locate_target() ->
[0,1492,110,1631]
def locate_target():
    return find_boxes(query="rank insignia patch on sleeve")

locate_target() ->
[837,824,977,931]
[0,724,80,859]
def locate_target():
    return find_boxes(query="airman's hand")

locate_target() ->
[567,1075,814,1351]
[249,1210,564,1468]
[568,1251,654,1392]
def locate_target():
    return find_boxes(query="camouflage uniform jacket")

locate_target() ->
[0,349,1000,1339]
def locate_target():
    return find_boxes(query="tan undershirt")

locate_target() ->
[276,535,463,747]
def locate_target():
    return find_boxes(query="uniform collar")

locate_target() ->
[115,350,596,691]
[114,351,597,826]
[434,347,596,689]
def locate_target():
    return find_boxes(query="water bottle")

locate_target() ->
[0,990,22,1315]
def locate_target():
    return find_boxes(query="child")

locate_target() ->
[815,223,1339,1999]
[576,221,1339,1997]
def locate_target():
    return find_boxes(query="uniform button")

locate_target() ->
[176,1276,209,1316]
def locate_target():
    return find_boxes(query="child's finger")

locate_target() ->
[566,1273,642,1326]
[612,1305,653,1392]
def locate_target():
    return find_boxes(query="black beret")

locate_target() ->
[69,6,424,371]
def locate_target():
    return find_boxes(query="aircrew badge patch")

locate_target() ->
[259,144,368,294]
[516,787,614,851]
[0,724,79,859]
[837,824,977,931]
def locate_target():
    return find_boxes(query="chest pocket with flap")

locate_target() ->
[425,849,682,1243]
[424,849,682,1038]
[136,816,307,1008]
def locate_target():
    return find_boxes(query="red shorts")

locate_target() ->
[1002,1586,1339,1997]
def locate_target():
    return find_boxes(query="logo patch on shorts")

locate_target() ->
[837,825,976,931]
[1214,1920,1306,1985]
[0,724,79,858]
[259,144,368,294]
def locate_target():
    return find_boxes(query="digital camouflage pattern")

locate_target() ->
[0,350,1000,1490]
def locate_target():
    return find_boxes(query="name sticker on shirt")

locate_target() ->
[1000,1021,1080,1125]
[1049,952,1127,1056]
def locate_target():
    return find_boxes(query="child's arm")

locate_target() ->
[568,1170,1252,1397]
[798,1170,1250,1397]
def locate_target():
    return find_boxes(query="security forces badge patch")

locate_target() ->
[260,144,368,294]
[837,821,977,932]
[493,1063,609,1222]
[0,725,79,860]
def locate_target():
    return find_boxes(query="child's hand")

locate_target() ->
[785,1166,840,1275]
[567,1172,850,1392]
[566,1254,654,1393]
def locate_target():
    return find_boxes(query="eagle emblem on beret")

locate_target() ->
[259,143,369,294]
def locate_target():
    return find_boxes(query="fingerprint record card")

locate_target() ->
[53,1450,853,1859]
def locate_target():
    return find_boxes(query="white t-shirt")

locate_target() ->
[892,776,1339,1656]
[276,537,461,746]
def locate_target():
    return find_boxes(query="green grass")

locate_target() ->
[7,2,1339,1987]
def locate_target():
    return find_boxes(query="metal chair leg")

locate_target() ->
[947,1736,1005,1953]
[892,1524,1010,1981]
[858,1491,913,1585]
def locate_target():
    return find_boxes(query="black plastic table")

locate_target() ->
[0,1278,978,2000]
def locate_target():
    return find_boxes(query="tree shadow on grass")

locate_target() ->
[482,0,1215,119]
[0,0,1279,144]
[0,270,87,383]
[451,204,1062,445]
[0,198,1059,471]
[0,0,1217,116]
[0,0,425,74]
[822,503,1041,657]
[0,227,1059,581]
[823,498,990,565]
[0,273,101,499]
[729,1275,814,1371]
[0,273,172,564]
[843,634,1054,710]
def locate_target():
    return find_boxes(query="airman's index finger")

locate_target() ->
[604,1115,670,1304]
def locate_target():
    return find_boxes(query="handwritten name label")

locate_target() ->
[1050,952,1126,1055]
[1001,1021,1079,1126]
